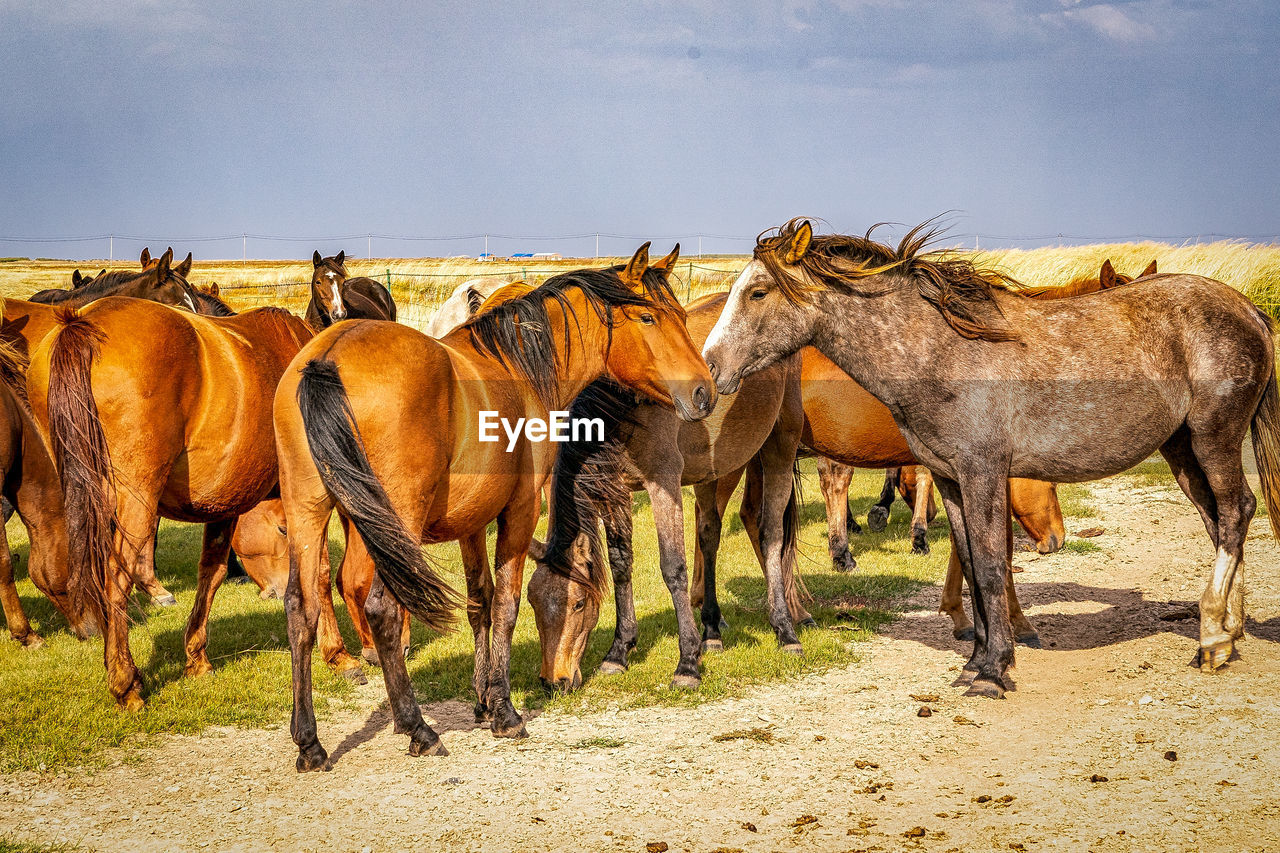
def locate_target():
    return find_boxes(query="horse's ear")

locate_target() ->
[527,538,548,561]
[312,250,323,267]
[156,247,173,278]
[784,221,812,264]
[208,282,220,296]
[652,243,680,274]
[335,250,345,266]
[72,270,83,286]
[622,242,651,287]
[1099,259,1117,289]
[140,247,151,267]
[1140,259,1157,278]
[175,251,193,278]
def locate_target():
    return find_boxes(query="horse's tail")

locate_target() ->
[782,460,811,606]
[1250,366,1280,542]
[46,309,116,628]
[294,359,457,630]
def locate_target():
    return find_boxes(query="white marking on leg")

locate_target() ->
[1201,546,1239,642]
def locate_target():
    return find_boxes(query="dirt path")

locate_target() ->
[5,476,1280,852]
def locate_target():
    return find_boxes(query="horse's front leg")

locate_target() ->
[458,527,495,722]
[817,458,857,571]
[182,518,236,677]
[937,466,1016,699]
[488,493,539,737]
[600,501,637,674]
[644,475,703,689]
[909,465,934,555]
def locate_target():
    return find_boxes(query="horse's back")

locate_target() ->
[345,277,396,321]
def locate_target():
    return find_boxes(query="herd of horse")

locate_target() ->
[1,226,1275,773]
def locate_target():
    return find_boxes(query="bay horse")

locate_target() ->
[274,245,713,770]
[0,327,92,647]
[28,296,322,710]
[528,291,807,691]
[306,251,397,329]
[28,248,197,308]
[704,219,1280,697]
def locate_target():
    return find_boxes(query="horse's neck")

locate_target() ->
[810,286,953,393]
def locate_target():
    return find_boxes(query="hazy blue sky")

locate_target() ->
[0,0,1276,259]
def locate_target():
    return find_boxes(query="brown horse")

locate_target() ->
[528,291,807,691]
[28,296,318,709]
[306,251,397,329]
[0,330,91,647]
[275,245,713,770]
[229,499,290,600]
[28,247,197,308]
[704,219,1279,697]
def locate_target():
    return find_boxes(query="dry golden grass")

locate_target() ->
[2,240,1279,329]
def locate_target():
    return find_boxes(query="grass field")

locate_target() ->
[0,458,1101,773]
[2,239,1279,327]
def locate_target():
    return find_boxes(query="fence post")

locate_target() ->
[688,262,693,301]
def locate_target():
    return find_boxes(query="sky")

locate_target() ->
[0,0,1276,259]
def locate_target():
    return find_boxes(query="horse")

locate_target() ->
[70,269,106,289]
[527,291,807,692]
[0,327,92,647]
[228,498,290,600]
[425,278,510,337]
[27,248,197,308]
[703,218,1280,698]
[274,245,714,770]
[28,296,319,710]
[305,251,397,329]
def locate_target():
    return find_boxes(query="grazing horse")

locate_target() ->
[28,297,318,710]
[425,278,511,337]
[274,245,713,770]
[704,219,1279,698]
[0,329,91,646]
[305,251,397,329]
[528,291,807,692]
[228,499,290,600]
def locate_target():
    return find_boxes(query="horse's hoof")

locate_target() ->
[599,660,627,675]
[296,744,330,773]
[183,659,213,678]
[847,517,863,535]
[798,617,818,629]
[963,677,1006,699]
[832,553,857,573]
[361,647,382,668]
[951,669,978,687]
[492,720,528,739]
[701,639,724,653]
[1199,638,1233,673]
[867,506,889,532]
[953,627,975,642]
[780,642,804,656]
[671,674,701,690]
[492,704,527,739]
[339,666,368,685]
[154,594,178,607]
[1016,631,1043,649]
[408,727,447,757]
[911,538,930,556]
[18,633,44,650]
[473,703,492,723]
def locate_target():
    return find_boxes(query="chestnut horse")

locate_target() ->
[306,251,396,329]
[704,219,1279,697]
[29,297,318,709]
[0,329,91,647]
[275,245,713,770]
[528,291,807,691]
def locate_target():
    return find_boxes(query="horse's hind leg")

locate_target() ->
[909,466,934,555]
[741,458,813,628]
[868,468,899,532]
[939,539,972,641]
[365,573,444,756]
[334,519,379,674]
[105,496,157,710]
[182,518,235,677]
[487,494,539,737]
[133,520,176,607]
[691,467,741,612]
[0,519,39,648]
[817,458,857,571]
[693,480,729,651]
[600,503,637,674]
[458,527,494,722]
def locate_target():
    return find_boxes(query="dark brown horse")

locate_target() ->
[704,219,1280,697]
[28,297,319,709]
[527,291,807,691]
[275,246,713,770]
[0,327,91,646]
[305,251,397,329]
[28,248,197,308]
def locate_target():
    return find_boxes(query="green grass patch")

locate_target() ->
[1060,539,1103,555]
[1122,458,1175,488]
[0,837,82,853]
[1056,483,1098,519]
[568,736,627,750]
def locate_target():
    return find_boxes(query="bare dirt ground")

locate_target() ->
[4,475,1280,853]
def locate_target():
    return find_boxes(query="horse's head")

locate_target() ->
[119,248,199,312]
[311,250,350,321]
[606,243,715,421]
[526,535,603,693]
[703,220,821,394]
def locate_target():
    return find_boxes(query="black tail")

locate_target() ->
[295,359,458,630]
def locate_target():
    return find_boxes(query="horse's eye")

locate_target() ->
[572,599,586,612]
[640,312,655,325]
[276,525,287,536]
[751,289,767,301]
